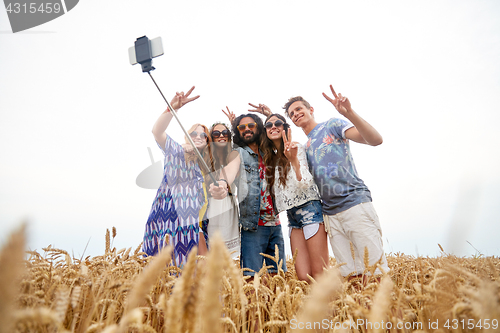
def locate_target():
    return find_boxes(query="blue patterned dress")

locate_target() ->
[142,135,206,266]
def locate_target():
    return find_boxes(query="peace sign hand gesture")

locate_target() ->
[248,103,272,117]
[170,86,200,111]
[222,106,236,124]
[282,128,303,181]
[282,128,298,161]
[322,85,352,117]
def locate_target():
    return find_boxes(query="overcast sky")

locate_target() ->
[1,0,499,259]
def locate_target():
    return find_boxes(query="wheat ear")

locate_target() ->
[200,232,225,333]
[164,248,198,333]
[117,246,172,333]
[0,223,26,333]
[367,276,393,333]
[294,267,343,333]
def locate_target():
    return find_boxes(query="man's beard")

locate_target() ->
[241,130,258,144]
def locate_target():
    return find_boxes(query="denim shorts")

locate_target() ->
[240,225,287,276]
[287,200,323,229]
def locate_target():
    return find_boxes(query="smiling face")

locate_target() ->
[265,116,285,143]
[238,116,259,144]
[211,124,230,148]
[288,101,314,128]
[189,125,209,149]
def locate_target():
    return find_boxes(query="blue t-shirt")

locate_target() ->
[305,118,371,215]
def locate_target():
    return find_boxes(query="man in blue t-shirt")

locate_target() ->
[283,85,389,280]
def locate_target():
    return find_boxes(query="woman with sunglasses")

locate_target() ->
[198,123,241,258]
[142,86,214,267]
[211,112,288,280]
[261,113,329,282]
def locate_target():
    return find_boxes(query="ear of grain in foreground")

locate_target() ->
[3,227,500,332]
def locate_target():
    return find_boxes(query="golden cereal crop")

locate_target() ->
[1,225,499,333]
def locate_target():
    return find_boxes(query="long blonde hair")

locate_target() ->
[183,123,214,176]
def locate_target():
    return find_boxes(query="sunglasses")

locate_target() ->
[264,120,285,129]
[212,129,230,138]
[189,131,208,139]
[237,122,257,131]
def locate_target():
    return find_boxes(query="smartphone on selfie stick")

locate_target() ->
[129,36,217,184]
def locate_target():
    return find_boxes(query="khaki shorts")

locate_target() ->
[324,202,389,277]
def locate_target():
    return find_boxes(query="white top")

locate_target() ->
[273,143,321,213]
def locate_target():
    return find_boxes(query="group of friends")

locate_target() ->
[141,84,390,282]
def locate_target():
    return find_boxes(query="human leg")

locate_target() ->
[241,227,285,332]
[290,228,311,281]
[198,232,208,255]
[240,227,272,276]
[287,200,328,281]
[305,223,329,279]
[198,219,209,256]
[290,225,329,281]
[342,202,389,275]
[295,201,329,279]
[324,214,363,277]
[265,225,287,274]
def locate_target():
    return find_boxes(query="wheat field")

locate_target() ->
[1,225,499,333]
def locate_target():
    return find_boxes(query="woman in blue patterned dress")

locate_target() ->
[142,86,214,266]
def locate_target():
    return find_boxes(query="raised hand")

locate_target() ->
[322,85,352,117]
[282,128,298,161]
[282,128,302,180]
[222,106,236,124]
[170,86,200,111]
[248,103,272,117]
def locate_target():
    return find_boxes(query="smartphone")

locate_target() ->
[128,37,164,65]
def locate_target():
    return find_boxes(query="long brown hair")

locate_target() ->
[209,122,233,172]
[260,114,291,195]
[184,123,214,176]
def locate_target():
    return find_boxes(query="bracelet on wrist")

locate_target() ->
[218,179,229,186]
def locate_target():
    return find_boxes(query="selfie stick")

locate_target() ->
[132,36,217,184]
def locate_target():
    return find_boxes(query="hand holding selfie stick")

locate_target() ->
[129,36,217,184]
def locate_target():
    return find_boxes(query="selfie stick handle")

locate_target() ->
[147,72,217,184]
